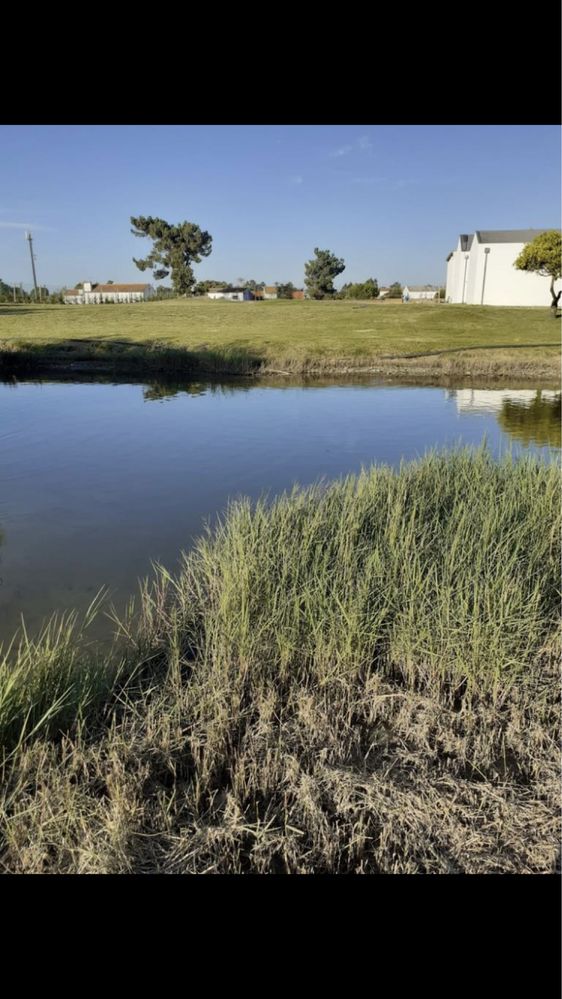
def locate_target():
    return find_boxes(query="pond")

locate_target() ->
[0,375,559,643]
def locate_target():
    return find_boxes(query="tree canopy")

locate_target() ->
[130,216,213,296]
[339,278,379,300]
[515,230,561,311]
[276,282,296,299]
[304,248,345,299]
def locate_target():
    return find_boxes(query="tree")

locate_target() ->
[276,282,295,299]
[339,278,379,300]
[304,248,345,299]
[130,216,213,296]
[515,230,562,315]
[387,282,403,299]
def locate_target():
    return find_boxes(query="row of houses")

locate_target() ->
[64,282,154,304]
[62,230,560,307]
[207,286,305,301]
[63,282,306,304]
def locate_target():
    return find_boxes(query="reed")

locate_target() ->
[0,449,559,873]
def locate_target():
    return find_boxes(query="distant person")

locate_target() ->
[402,291,409,303]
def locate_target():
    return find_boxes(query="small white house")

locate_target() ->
[64,282,154,304]
[262,285,278,300]
[403,285,439,301]
[207,287,254,301]
[445,229,562,306]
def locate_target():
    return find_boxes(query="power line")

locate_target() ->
[25,231,40,301]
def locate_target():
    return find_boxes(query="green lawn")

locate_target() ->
[0,299,559,379]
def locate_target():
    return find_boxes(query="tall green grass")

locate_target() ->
[0,449,559,873]
[1,448,558,753]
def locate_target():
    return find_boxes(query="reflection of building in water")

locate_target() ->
[445,388,560,415]
[446,388,561,448]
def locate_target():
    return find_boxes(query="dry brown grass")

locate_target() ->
[0,450,559,874]
[2,653,558,874]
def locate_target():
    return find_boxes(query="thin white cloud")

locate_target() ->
[351,176,386,184]
[330,145,353,158]
[358,135,373,150]
[290,175,304,184]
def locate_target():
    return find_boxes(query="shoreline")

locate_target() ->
[1,349,560,387]
[0,451,559,874]
[1,299,559,385]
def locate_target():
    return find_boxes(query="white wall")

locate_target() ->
[445,237,561,306]
[208,291,244,301]
[63,288,152,304]
[469,241,560,306]
[446,244,472,303]
[404,288,437,300]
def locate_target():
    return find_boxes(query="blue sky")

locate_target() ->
[0,124,559,291]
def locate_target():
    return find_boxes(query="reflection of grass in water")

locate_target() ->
[143,381,206,402]
[142,379,252,403]
[498,392,561,448]
[0,449,560,873]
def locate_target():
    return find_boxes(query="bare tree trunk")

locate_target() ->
[550,276,561,316]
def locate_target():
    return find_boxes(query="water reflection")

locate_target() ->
[0,376,559,643]
[447,388,561,449]
[142,380,255,403]
[143,381,207,402]
[498,393,561,449]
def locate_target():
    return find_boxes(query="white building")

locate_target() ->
[64,282,154,304]
[403,285,439,301]
[445,229,561,306]
[207,287,254,301]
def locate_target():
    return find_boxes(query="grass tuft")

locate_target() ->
[0,449,559,873]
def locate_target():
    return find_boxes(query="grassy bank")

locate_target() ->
[0,299,559,382]
[0,449,559,874]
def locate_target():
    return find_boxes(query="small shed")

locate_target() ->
[403,285,439,301]
[207,287,254,301]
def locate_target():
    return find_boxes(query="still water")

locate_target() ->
[0,376,559,642]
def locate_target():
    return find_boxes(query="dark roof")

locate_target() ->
[406,285,438,292]
[474,229,558,244]
[95,283,150,292]
[64,283,150,293]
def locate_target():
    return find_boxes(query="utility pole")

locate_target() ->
[25,231,40,301]
[481,247,491,305]
[462,254,469,304]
